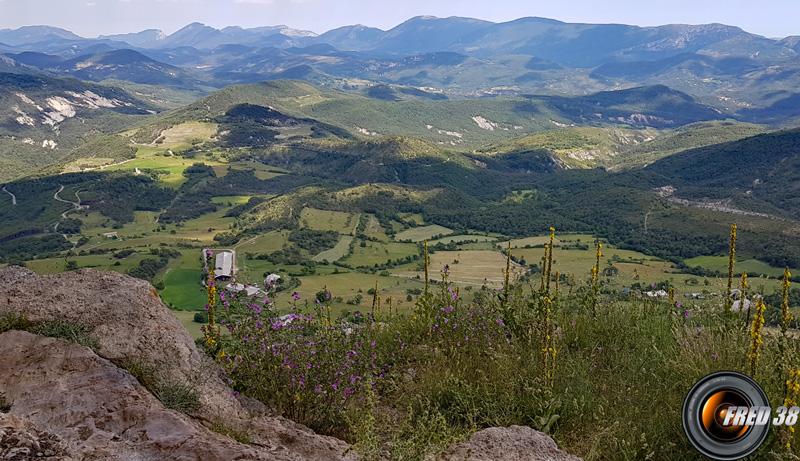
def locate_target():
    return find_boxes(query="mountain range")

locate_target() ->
[0,16,798,118]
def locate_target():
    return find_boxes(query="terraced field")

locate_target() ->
[395,249,525,287]
[395,224,453,242]
[300,208,358,234]
[156,122,218,148]
[105,146,227,187]
[684,255,794,278]
[313,235,353,262]
[342,240,418,267]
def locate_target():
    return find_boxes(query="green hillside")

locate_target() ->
[0,73,156,181]
[126,80,727,152]
[645,127,800,220]
[477,126,658,168]
[611,120,769,169]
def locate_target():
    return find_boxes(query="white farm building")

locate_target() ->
[203,249,235,281]
[215,251,234,280]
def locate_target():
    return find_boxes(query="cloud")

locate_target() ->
[234,0,274,4]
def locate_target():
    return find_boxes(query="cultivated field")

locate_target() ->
[342,240,418,267]
[313,235,353,262]
[395,224,453,242]
[300,208,358,234]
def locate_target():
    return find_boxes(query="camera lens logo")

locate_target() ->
[683,371,770,460]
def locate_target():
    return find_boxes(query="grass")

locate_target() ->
[120,357,201,414]
[210,195,253,205]
[0,313,32,334]
[430,234,497,245]
[504,233,596,248]
[214,265,800,459]
[396,249,525,287]
[342,240,418,267]
[156,380,201,414]
[479,126,658,168]
[214,161,285,180]
[106,147,226,187]
[210,420,252,444]
[28,320,99,348]
[172,310,204,339]
[395,225,453,242]
[156,121,218,148]
[362,215,389,241]
[1,314,97,349]
[313,235,353,262]
[235,230,290,255]
[271,271,424,314]
[161,269,206,310]
[685,255,793,278]
[300,208,358,234]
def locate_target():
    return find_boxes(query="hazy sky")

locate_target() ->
[0,0,797,38]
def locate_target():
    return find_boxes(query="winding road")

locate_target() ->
[53,185,84,247]
[2,186,16,206]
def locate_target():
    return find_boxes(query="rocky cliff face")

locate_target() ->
[0,266,580,460]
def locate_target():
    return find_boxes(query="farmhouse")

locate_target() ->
[203,249,236,281]
[215,251,234,280]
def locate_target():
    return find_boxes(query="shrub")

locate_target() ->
[193,311,209,323]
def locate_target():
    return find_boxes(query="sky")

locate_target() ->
[0,0,797,38]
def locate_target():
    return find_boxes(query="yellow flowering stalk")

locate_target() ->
[779,269,794,441]
[540,295,557,390]
[725,224,737,312]
[668,287,675,307]
[503,241,512,302]
[545,227,555,293]
[423,240,430,297]
[740,272,749,325]
[554,271,560,298]
[203,252,220,348]
[747,298,766,376]
[371,280,379,321]
[783,369,800,451]
[781,268,793,335]
[590,241,603,315]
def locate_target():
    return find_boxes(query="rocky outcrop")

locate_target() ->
[0,330,353,460]
[435,426,581,461]
[0,267,355,460]
[0,267,239,422]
